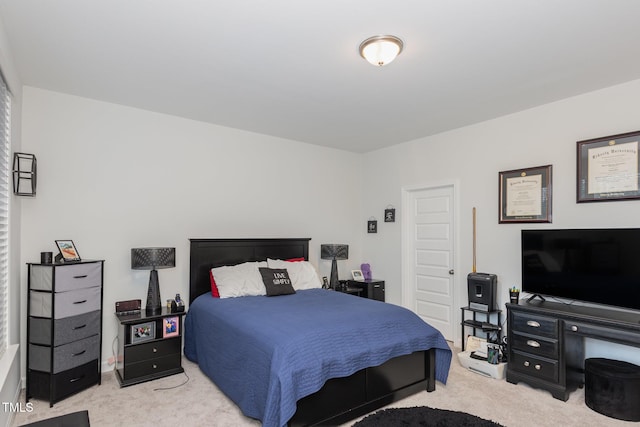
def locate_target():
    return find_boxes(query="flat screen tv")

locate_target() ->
[521,228,640,311]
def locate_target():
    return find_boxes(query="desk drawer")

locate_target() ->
[510,350,558,383]
[125,338,181,364]
[511,331,558,359]
[564,321,640,346]
[511,311,558,338]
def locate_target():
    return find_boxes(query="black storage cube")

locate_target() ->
[585,358,640,421]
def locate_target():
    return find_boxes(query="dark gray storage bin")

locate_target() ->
[585,358,640,421]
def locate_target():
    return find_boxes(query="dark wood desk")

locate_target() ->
[506,300,640,400]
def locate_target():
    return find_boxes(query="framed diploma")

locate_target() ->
[577,131,640,203]
[499,165,552,223]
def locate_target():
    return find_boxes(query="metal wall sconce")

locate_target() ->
[12,152,37,196]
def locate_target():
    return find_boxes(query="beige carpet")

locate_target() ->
[12,347,630,427]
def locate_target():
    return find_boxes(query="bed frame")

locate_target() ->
[188,238,436,426]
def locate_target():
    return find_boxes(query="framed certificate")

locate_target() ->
[577,131,640,203]
[499,165,552,223]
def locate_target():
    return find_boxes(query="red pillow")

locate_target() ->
[286,257,305,262]
[210,270,220,298]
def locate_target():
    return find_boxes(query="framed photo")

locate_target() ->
[384,207,396,222]
[367,219,377,233]
[351,270,364,281]
[499,165,552,223]
[163,316,179,338]
[577,131,640,203]
[55,240,81,261]
[130,321,155,344]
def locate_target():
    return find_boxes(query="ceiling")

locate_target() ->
[2,1,640,153]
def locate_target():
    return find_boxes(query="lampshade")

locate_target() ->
[320,244,349,260]
[359,35,403,66]
[131,247,176,270]
[131,247,175,315]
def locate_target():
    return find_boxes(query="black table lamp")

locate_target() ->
[320,244,349,290]
[131,247,176,315]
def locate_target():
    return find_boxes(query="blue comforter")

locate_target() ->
[184,289,451,427]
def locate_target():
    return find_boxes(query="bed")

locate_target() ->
[184,238,452,427]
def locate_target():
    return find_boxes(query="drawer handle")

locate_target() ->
[526,320,541,328]
[373,285,381,288]
[524,361,530,367]
[73,324,87,330]
[571,325,578,332]
[72,350,86,356]
[526,340,541,348]
[153,364,157,369]
[73,275,88,279]
[152,347,157,353]
[535,364,541,370]
[69,375,85,383]
[73,300,87,305]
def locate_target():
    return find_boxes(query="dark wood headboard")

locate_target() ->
[189,238,311,304]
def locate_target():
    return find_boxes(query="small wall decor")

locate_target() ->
[499,165,552,223]
[577,130,640,202]
[367,217,378,233]
[384,205,396,222]
[12,152,37,196]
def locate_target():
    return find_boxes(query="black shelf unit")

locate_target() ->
[460,306,502,351]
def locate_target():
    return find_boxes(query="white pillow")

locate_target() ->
[211,261,268,298]
[267,258,322,290]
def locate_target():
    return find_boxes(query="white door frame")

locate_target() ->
[401,180,461,346]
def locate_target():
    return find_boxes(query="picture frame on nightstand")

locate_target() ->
[163,316,179,338]
[351,270,364,281]
[131,321,155,344]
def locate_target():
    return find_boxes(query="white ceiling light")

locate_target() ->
[359,35,404,66]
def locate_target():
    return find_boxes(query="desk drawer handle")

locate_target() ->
[535,364,541,370]
[571,325,578,332]
[526,320,541,328]
[73,300,87,305]
[72,350,86,356]
[73,275,88,279]
[526,340,540,348]
[69,375,85,383]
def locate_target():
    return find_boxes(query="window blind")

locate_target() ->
[0,73,10,360]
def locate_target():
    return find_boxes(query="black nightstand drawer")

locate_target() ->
[346,280,385,302]
[125,337,181,364]
[510,350,559,382]
[123,353,182,381]
[511,331,558,359]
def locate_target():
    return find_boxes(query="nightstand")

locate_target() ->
[115,308,186,387]
[336,281,363,297]
[346,279,385,301]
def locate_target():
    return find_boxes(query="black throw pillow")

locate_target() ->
[259,268,296,296]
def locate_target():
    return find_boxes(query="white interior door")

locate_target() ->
[403,184,456,341]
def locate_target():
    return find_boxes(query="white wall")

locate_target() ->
[0,10,23,427]
[362,78,640,360]
[19,87,365,372]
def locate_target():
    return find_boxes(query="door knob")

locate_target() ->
[449,269,454,275]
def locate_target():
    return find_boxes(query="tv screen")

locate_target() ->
[521,228,640,311]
